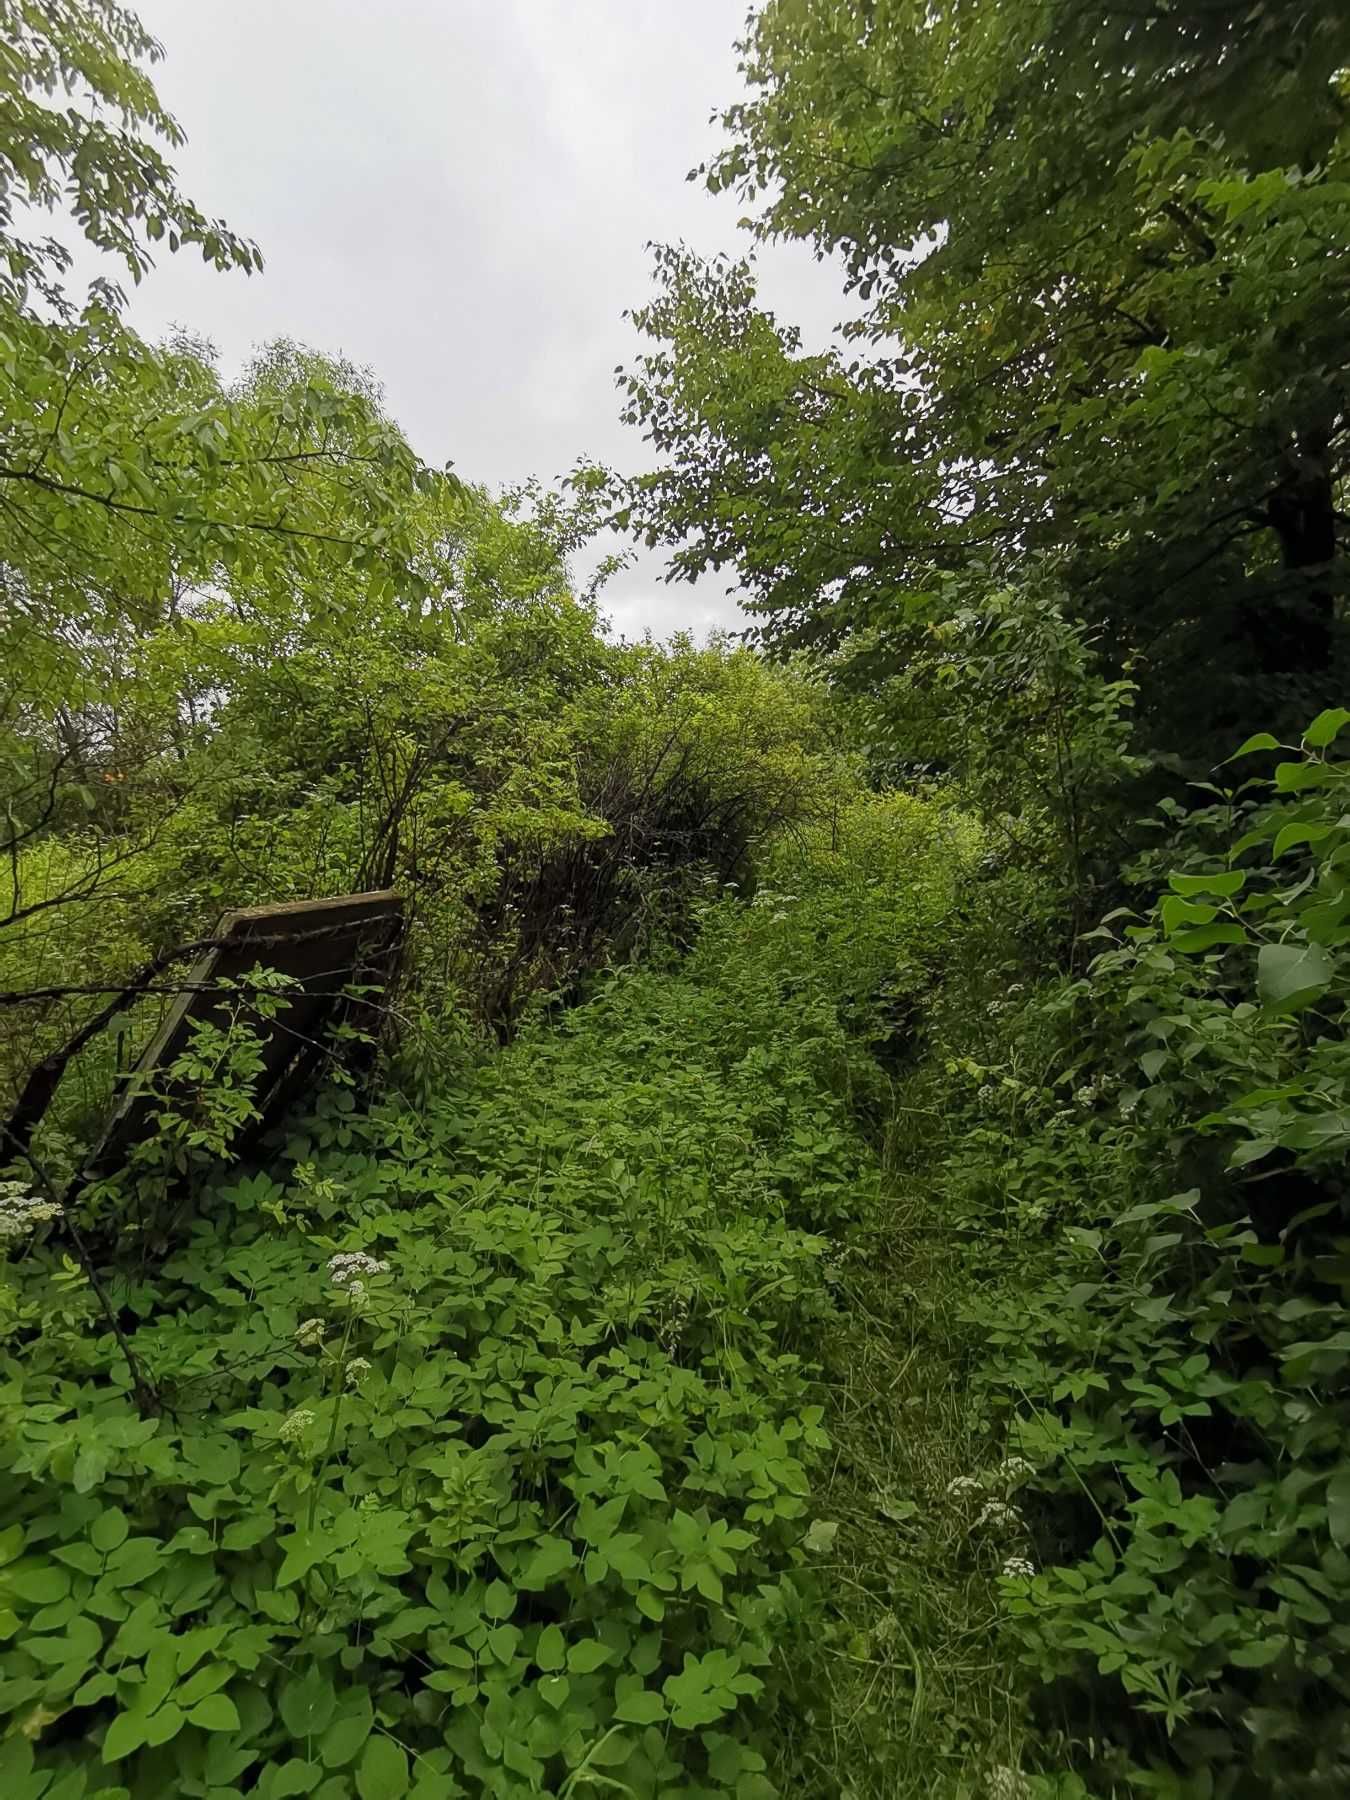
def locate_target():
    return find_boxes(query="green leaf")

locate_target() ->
[1167,870,1246,897]
[1303,708,1350,749]
[1257,941,1333,1011]
[102,1709,152,1762]
[277,1528,338,1587]
[483,1579,514,1620]
[1230,732,1281,758]
[8,1564,71,1605]
[186,1693,240,1732]
[535,1625,566,1672]
[802,1519,839,1555]
[1230,1636,1288,1668]
[134,1696,184,1748]
[280,1664,336,1739]
[90,1509,129,1554]
[1328,1470,1350,1549]
[486,1623,522,1665]
[538,1674,571,1710]
[1272,821,1335,859]
[614,1687,667,1725]
[516,1535,576,1591]
[356,1734,408,1800]
[1160,895,1217,934]
[1275,761,1334,792]
[1172,923,1247,952]
[320,1694,373,1768]
[567,1639,613,1675]
[261,1761,323,1800]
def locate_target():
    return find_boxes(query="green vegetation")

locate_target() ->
[3,2,1350,1796]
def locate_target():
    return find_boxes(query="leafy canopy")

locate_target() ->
[615,0,1350,760]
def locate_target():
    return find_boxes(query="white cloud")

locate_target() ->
[114,0,853,636]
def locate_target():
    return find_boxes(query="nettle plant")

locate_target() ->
[959,711,1350,1792]
[0,900,869,1798]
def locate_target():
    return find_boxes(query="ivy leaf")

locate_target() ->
[186,1694,240,1733]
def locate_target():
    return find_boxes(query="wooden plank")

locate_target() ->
[88,890,403,1172]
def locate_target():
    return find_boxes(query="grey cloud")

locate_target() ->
[121,0,852,638]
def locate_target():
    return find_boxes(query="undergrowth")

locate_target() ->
[0,791,985,1799]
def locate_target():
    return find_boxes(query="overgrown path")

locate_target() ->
[4,797,1004,1798]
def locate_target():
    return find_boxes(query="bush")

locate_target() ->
[0,785,968,1798]
[942,710,1350,1791]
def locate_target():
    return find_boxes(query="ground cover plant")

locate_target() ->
[4,1,1350,1795]
[0,792,971,1798]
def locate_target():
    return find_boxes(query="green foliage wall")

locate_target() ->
[613,1,1350,765]
[0,787,971,1799]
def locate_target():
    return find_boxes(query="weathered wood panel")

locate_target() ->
[88,890,403,1172]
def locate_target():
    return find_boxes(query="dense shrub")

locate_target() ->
[931,713,1350,1792]
[0,789,968,1799]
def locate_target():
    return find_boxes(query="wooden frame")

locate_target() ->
[88,890,403,1172]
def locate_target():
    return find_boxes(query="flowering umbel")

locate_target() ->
[327,1252,390,1288]
[278,1408,315,1444]
[0,1182,63,1244]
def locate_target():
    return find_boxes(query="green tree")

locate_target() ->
[0,0,260,309]
[616,1,1350,765]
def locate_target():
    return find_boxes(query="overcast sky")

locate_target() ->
[115,1,852,639]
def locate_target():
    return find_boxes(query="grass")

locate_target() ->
[769,1068,1034,1799]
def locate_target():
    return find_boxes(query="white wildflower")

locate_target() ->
[986,1767,1031,1800]
[295,1317,326,1348]
[945,1474,985,1499]
[1001,1555,1036,1581]
[278,1408,315,1445]
[0,1182,64,1243]
[976,1500,1025,1532]
[327,1251,390,1288]
[345,1357,372,1389]
[998,1456,1036,1486]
